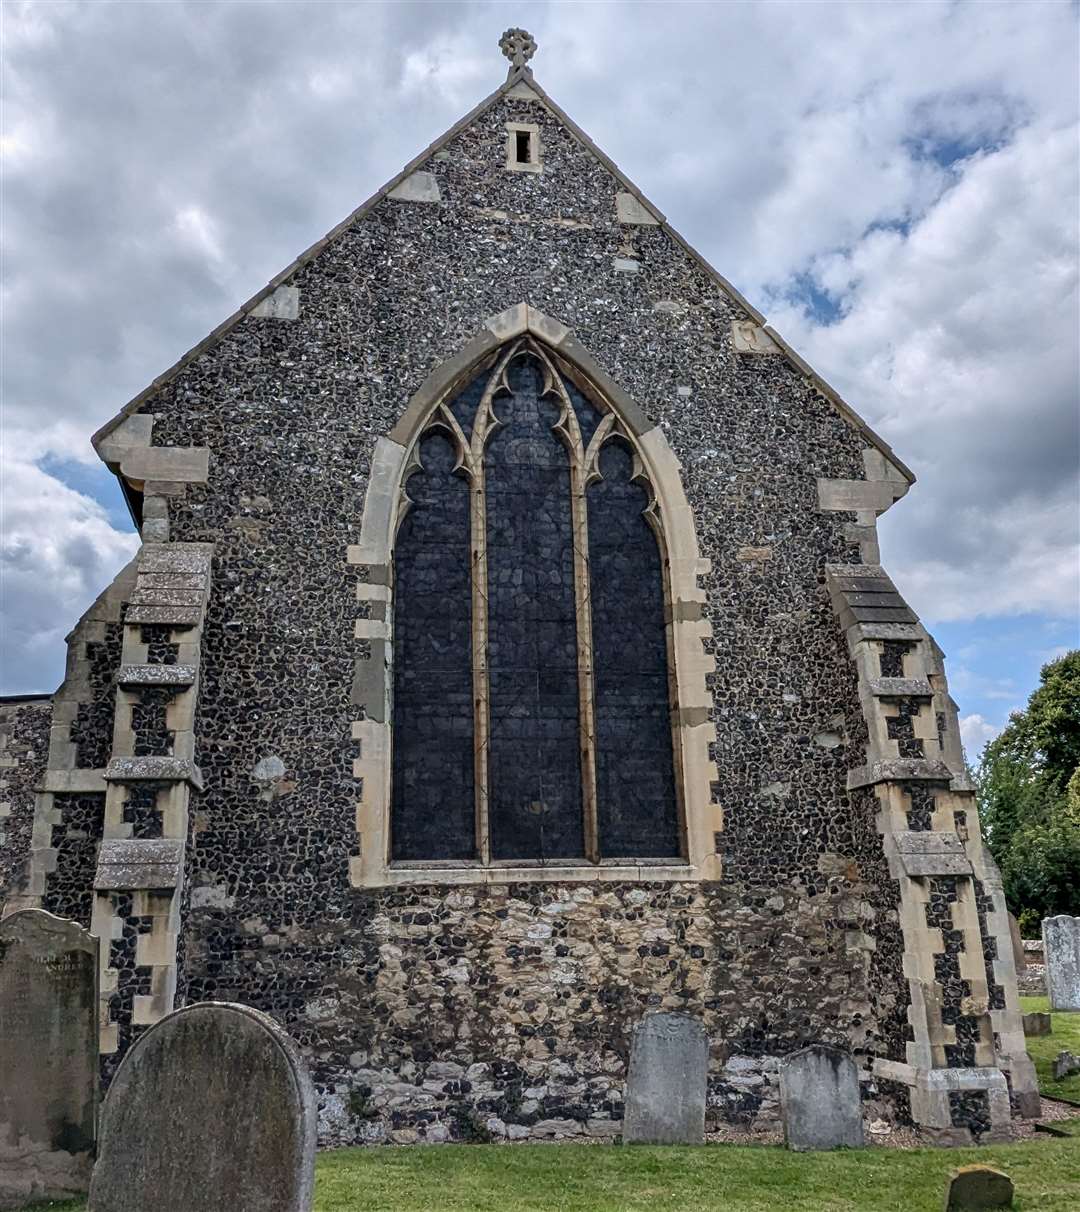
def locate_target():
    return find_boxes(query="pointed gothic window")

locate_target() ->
[390,339,681,864]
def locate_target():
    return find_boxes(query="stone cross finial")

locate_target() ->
[499,27,537,70]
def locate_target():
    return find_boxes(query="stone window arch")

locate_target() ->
[348,306,718,887]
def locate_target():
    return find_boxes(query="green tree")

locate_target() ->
[975,650,1080,924]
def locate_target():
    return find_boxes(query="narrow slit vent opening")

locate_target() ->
[515,130,532,164]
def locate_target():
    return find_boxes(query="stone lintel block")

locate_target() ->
[136,573,204,590]
[43,768,107,794]
[869,677,933,698]
[818,478,904,514]
[120,446,210,486]
[143,480,188,497]
[116,664,197,688]
[125,605,203,627]
[388,171,441,203]
[731,320,780,355]
[250,285,300,319]
[105,756,204,790]
[845,622,924,650]
[847,759,953,790]
[891,830,972,877]
[613,257,640,274]
[130,587,205,608]
[95,838,184,891]
[138,544,214,575]
[615,191,660,225]
[871,1058,917,1086]
[840,605,919,629]
[827,562,889,580]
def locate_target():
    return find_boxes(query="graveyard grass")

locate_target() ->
[1019,994,1080,1100]
[36,1132,1080,1212]
[35,1004,1080,1212]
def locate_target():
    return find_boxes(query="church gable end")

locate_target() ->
[7,31,1036,1147]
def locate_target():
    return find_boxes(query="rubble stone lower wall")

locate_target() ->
[186,874,904,1144]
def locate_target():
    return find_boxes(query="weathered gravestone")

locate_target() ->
[944,1164,1014,1209]
[1042,915,1080,1011]
[89,1002,316,1212]
[779,1044,864,1151]
[0,909,98,1210]
[1051,1050,1080,1081]
[1022,1011,1051,1036]
[623,1012,708,1144]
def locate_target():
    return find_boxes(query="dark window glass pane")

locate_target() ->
[391,431,475,861]
[565,375,604,452]
[588,439,680,857]
[486,357,584,860]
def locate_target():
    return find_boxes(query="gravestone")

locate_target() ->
[1051,1050,1079,1081]
[1022,1011,1051,1036]
[0,909,98,1210]
[944,1164,1014,1209]
[1042,915,1080,1010]
[779,1044,864,1151]
[623,1011,708,1144]
[89,1001,316,1212]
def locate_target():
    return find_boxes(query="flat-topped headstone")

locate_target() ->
[944,1165,1014,1209]
[623,1012,707,1144]
[1022,1011,1051,1036]
[780,1044,864,1151]
[0,909,98,1210]
[1042,915,1080,1010]
[89,1001,316,1212]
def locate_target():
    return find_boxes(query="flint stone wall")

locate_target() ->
[0,701,51,916]
[79,87,912,1139]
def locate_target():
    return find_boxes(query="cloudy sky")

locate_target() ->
[2,0,1078,758]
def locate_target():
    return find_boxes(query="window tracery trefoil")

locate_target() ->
[391,337,682,866]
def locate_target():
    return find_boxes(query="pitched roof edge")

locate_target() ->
[520,75,915,487]
[92,63,914,488]
[92,67,534,451]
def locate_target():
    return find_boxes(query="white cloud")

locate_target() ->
[959,713,1002,762]
[0,459,139,694]
[0,0,1076,693]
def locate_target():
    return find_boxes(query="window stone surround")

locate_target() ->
[348,304,718,888]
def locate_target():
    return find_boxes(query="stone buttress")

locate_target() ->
[823,560,1040,1140]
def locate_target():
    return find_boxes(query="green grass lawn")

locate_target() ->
[1019,995,1080,1102]
[34,1135,1080,1212]
[34,1005,1080,1212]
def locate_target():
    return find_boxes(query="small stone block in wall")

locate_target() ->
[388,171,441,203]
[944,1165,1014,1210]
[89,1002,316,1212]
[1022,1012,1051,1036]
[1042,915,1080,1010]
[623,1012,707,1144]
[779,1045,864,1151]
[731,320,780,355]
[0,910,98,1208]
[892,831,973,878]
[251,286,300,320]
[615,192,660,225]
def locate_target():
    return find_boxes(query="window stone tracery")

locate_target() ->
[391,337,681,865]
[349,305,719,888]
